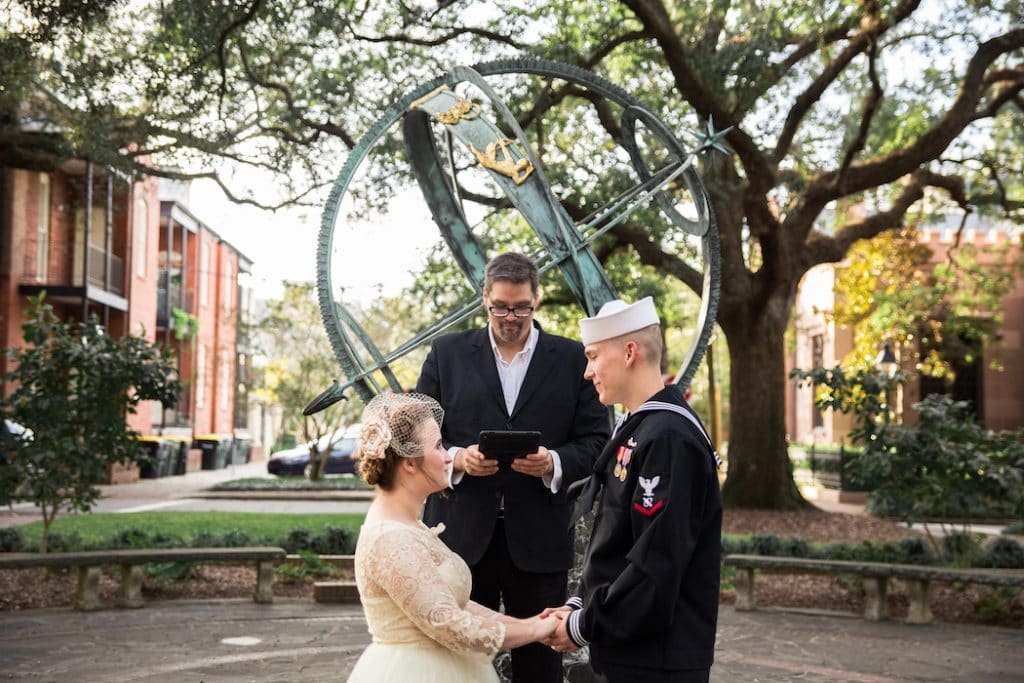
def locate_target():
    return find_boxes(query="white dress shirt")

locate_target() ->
[449,325,563,492]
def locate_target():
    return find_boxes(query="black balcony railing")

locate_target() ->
[86,245,124,295]
[157,269,194,328]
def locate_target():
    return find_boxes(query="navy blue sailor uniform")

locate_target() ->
[565,385,722,682]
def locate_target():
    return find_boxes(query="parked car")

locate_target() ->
[267,424,361,477]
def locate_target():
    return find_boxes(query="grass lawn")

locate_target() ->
[13,511,366,548]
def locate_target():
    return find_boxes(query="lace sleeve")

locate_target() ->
[363,527,505,655]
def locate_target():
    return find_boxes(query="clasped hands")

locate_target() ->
[455,444,553,478]
[536,606,577,653]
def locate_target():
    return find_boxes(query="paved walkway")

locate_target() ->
[1,602,1021,682]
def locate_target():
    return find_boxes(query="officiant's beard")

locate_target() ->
[495,319,527,344]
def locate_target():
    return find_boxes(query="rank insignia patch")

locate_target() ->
[634,475,663,514]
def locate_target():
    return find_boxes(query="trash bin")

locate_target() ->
[137,436,163,478]
[166,438,189,475]
[196,435,229,470]
[156,440,174,477]
[232,437,252,464]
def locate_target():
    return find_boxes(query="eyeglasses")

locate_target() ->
[488,305,535,318]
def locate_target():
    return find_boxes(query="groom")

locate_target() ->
[544,297,722,683]
[416,253,609,682]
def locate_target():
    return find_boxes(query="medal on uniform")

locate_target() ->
[615,443,633,482]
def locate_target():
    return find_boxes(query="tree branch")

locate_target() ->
[348,25,523,49]
[805,26,1024,205]
[832,36,885,193]
[236,40,357,148]
[621,0,776,187]
[773,0,919,164]
[803,169,968,267]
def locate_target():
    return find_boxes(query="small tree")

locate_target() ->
[0,295,180,552]
[793,365,1024,563]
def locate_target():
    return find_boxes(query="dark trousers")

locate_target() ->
[593,664,711,683]
[470,519,567,683]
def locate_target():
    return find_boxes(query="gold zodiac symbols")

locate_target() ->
[434,97,481,125]
[468,137,534,185]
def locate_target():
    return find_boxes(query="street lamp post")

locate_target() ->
[876,342,898,424]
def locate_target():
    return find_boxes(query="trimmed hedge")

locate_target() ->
[0,525,356,555]
[722,532,1022,568]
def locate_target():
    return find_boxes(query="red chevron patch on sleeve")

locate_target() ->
[633,500,664,517]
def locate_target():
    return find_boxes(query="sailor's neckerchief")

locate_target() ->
[568,389,720,528]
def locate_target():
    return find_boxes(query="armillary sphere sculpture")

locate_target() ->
[305,57,727,415]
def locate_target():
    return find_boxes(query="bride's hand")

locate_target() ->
[531,613,560,641]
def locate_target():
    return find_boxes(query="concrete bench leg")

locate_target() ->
[863,576,889,621]
[118,564,145,608]
[905,579,933,624]
[74,566,102,611]
[254,560,274,604]
[734,568,756,611]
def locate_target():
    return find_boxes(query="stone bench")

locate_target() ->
[0,546,286,611]
[724,553,1024,624]
[313,580,360,603]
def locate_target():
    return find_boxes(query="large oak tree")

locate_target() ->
[3,0,1021,507]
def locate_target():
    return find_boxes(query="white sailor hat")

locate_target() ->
[579,296,659,345]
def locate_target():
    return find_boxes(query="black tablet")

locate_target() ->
[478,430,541,468]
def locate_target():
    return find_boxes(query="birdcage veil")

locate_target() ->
[357,392,445,460]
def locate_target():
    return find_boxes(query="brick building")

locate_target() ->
[787,217,1023,446]
[0,164,255,480]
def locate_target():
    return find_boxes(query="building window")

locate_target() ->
[811,334,824,429]
[133,196,148,278]
[36,174,51,281]
[199,241,209,306]
[196,344,206,409]
[219,349,230,411]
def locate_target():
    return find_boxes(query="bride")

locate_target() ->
[347,392,558,682]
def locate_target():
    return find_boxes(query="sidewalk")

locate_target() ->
[1,602,1021,682]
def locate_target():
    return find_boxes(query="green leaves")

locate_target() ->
[0,295,181,551]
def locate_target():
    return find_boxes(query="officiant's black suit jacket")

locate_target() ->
[417,325,609,573]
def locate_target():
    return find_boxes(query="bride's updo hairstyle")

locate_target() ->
[356,392,445,490]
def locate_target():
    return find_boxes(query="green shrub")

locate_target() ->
[749,534,782,556]
[898,536,936,565]
[781,537,810,558]
[822,542,857,561]
[191,530,219,547]
[1004,520,1024,535]
[979,536,1024,569]
[312,525,355,555]
[106,528,152,549]
[855,540,903,563]
[275,549,339,584]
[219,529,254,548]
[33,531,83,552]
[281,529,314,554]
[0,527,24,552]
[942,531,984,566]
[145,561,193,582]
[721,536,749,555]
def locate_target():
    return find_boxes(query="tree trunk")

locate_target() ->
[719,294,806,509]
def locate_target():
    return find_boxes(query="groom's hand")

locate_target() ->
[541,613,578,653]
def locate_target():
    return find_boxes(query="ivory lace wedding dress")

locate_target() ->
[347,520,504,682]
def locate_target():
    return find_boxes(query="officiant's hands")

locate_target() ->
[455,444,499,477]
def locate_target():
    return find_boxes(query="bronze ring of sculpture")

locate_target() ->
[307,57,724,414]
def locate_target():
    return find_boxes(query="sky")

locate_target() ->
[187,175,443,306]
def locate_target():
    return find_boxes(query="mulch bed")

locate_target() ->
[2,509,1022,628]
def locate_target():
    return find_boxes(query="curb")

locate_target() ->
[190,490,375,501]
